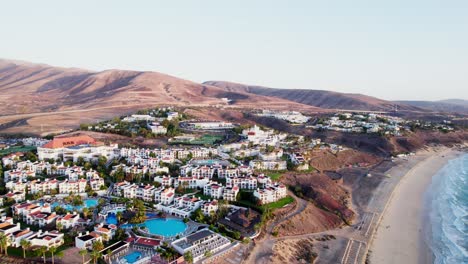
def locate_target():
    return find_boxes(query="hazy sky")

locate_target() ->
[1,0,467,101]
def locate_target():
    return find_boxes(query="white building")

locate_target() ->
[147,122,167,134]
[249,160,287,171]
[253,184,287,204]
[171,229,231,263]
[37,135,118,162]
[203,182,224,199]
[75,231,102,249]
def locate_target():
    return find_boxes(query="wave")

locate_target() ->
[425,154,468,264]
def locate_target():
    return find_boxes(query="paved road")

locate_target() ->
[245,191,308,264]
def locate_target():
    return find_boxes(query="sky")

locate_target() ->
[1,0,467,101]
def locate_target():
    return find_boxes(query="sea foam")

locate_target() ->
[425,153,468,264]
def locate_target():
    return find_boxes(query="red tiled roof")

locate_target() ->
[135,237,160,247]
[42,136,98,149]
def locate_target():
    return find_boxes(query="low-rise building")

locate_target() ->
[75,231,102,249]
[171,229,231,263]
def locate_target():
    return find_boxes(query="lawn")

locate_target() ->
[261,196,294,210]
[266,172,284,181]
[170,134,223,145]
[0,146,36,156]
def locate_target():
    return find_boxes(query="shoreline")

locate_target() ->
[369,147,462,264]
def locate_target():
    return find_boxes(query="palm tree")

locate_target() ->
[36,246,48,264]
[0,233,9,256]
[90,249,102,264]
[20,239,31,258]
[105,249,112,262]
[49,246,59,264]
[78,249,88,264]
[56,222,63,231]
[116,211,123,222]
[82,208,90,219]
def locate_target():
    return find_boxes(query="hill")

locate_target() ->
[0,59,315,135]
[203,81,422,112]
[396,99,468,114]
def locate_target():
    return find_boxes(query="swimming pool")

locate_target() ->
[51,198,99,212]
[122,251,142,263]
[106,213,118,225]
[122,218,187,237]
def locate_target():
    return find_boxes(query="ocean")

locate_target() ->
[425,153,468,264]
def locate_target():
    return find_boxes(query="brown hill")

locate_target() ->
[0,59,317,135]
[204,80,423,112]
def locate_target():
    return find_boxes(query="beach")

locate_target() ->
[369,148,461,264]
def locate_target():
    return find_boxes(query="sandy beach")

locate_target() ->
[369,148,461,264]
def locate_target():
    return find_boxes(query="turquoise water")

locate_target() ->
[425,153,468,264]
[52,198,98,212]
[123,251,142,263]
[122,218,187,237]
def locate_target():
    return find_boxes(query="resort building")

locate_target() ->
[147,122,167,134]
[219,208,261,237]
[201,200,219,216]
[27,230,64,249]
[223,186,239,202]
[253,184,288,204]
[3,191,25,203]
[174,177,210,189]
[10,228,35,247]
[26,212,58,227]
[122,183,156,202]
[29,179,59,194]
[155,195,203,218]
[171,229,231,263]
[226,176,257,190]
[154,176,173,187]
[0,219,21,237]
[37,135,118,162]
[203,182,224,199]
[94,223,117,241]
[154,187,175,205]
[56,212,80,229]
[58,179,87,194]
[184,120,236,130]
[249,160,287,171]
[75,231,102,249]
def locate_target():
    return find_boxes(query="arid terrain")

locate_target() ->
[2,59,464,136]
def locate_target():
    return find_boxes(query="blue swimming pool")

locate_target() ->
[106,213,118,225]
[51,198,99,212]
[122,218,187,237]
[122,251,142,263]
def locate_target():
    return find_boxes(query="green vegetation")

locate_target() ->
[266,172,283,181]
[0,146,36,156]
[169,134,223,146]
[261,196,294,210]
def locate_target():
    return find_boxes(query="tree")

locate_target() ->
[79,249,88,264]
[92,240,104,252]
[90,249,102,264]
[56,222,63,231]
[82,208,90,219]
[116,211,123,222]
[184,251,194,264]
[49,246,61,264]
[0,233,8,256]
[20,239,31,258]
[36,246,48,264]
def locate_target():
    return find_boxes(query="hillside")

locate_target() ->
[397,100,468,114]
[0,59,317,135]
[203,81,423,112]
